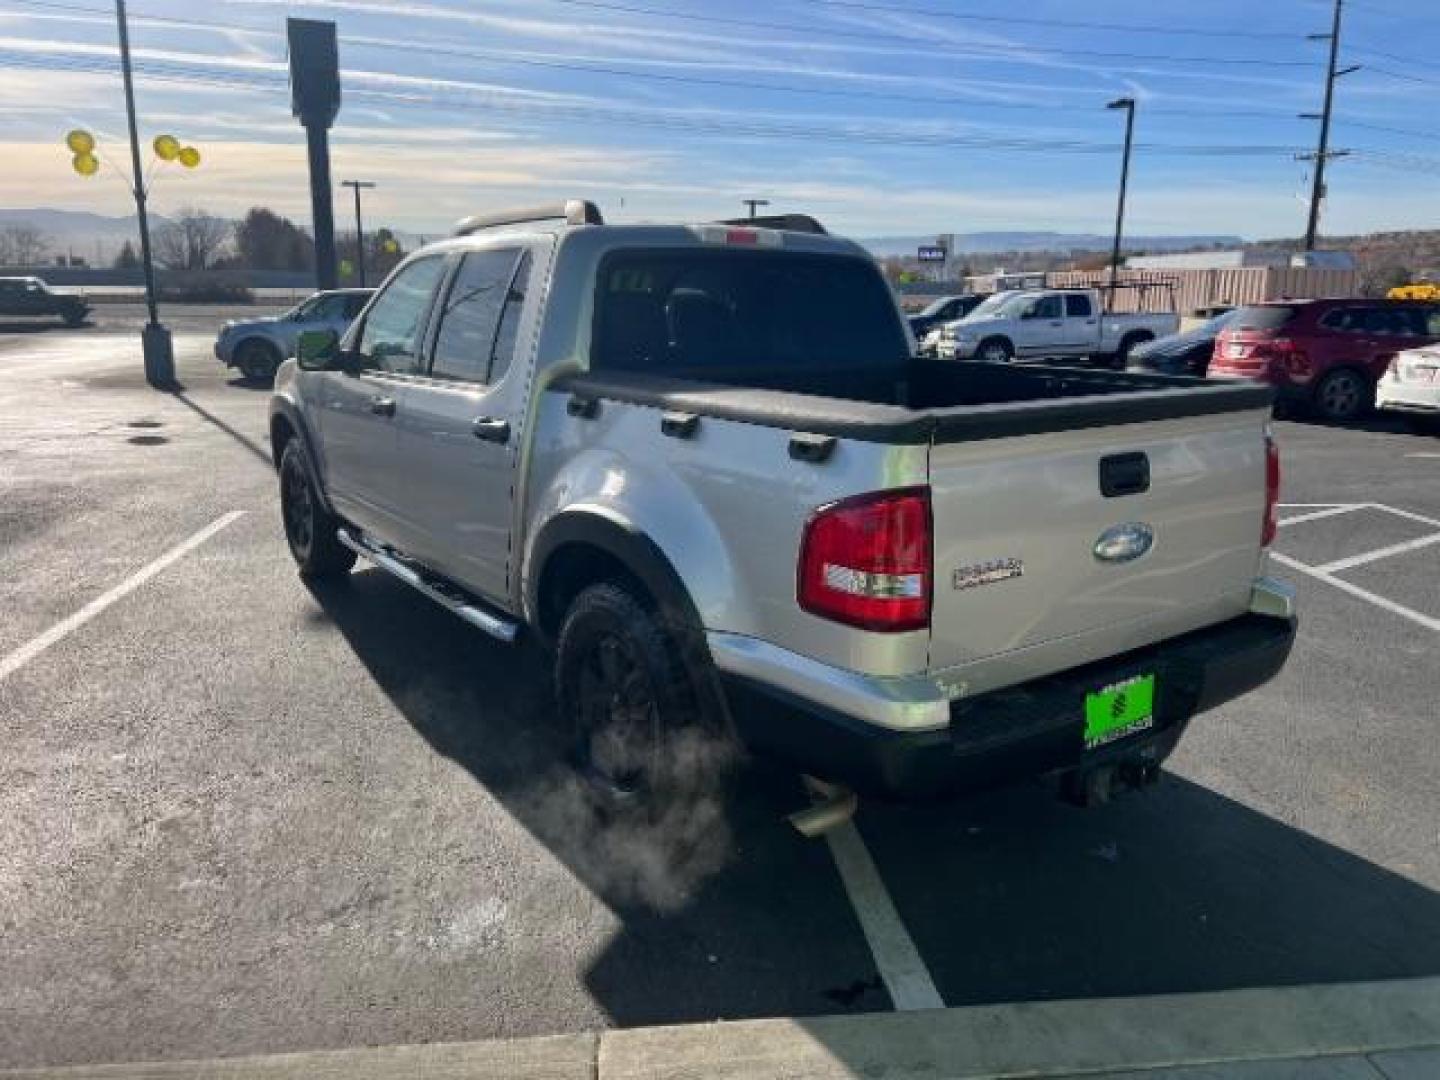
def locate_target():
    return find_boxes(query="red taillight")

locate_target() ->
[725,228,758,245]
[1263,435,1281,547]
[799,488,932,632]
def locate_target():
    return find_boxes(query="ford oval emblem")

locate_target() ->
[1094,522,1155,563]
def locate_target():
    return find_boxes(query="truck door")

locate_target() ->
[1061,291,1099,351]
[317,254,445,547]
[391,243,540,605]
[1017,293,1066,356]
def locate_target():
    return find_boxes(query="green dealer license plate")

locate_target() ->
[1084,673,1157,749]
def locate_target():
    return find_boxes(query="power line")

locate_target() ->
[7,0,1323,73]
[1358,63,1440,88]
[0,0,1320,122]
[549,0,1304,41]
[0,49,1312,158]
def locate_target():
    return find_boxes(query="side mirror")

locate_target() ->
[296,328,342,371]
[1020,306,1039,320]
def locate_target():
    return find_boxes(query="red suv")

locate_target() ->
[1210,299,1440,421]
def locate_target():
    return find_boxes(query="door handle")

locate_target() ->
[472,417,511,444]
[1049,320,1064,327]
[368,395,396,417]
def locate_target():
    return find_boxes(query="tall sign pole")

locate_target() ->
[288,19,341,289]
[116,0,173,387]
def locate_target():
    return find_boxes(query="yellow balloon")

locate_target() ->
[177,146,200,168]
[153,134,180,161]
[339,259,354,277]
[66,129,95,154]
[382,238,398,254]
[72,152,99,177]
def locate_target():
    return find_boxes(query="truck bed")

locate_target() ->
[554,359,1273,445]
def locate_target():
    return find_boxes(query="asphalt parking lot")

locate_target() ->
[2,311,1438,1070]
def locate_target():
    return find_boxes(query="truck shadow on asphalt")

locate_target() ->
[306,568,1440,1028]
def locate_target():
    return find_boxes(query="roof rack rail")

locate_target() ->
[715,213,828,235]
[453,199,603,237]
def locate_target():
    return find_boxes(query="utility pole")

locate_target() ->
[1106,97,1136,298]
[1302,0,1359,251]
[743,198,769,219]
[341,179,375,286]
[116,0,173,387]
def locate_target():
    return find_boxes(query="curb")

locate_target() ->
[5,977,1439,1080]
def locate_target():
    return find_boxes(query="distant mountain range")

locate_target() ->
[0,209,1261,261]
[860,232,1246,257]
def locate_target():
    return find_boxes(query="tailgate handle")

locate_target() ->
[1100,452,1150,497]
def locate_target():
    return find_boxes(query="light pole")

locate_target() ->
[743,198,769,220]
[341,179,375,286]
[1106,97,1136,298]
[68,1,202,389]
[117,0,171,387]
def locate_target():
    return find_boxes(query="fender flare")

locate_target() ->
[268,397,337,515]
[525,509,704,646]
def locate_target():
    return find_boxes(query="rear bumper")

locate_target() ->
[722,611,1297,801]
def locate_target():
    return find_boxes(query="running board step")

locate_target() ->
[337,529,520,643]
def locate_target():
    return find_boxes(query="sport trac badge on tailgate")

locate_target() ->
[952,557,1024,590]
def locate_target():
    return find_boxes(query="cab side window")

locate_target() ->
[355,256,446,374]
[1030,295,1062,319]
[429,248,531,385]
[1065,293,1093,318]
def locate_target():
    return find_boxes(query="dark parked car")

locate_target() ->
[0,276,90,327]
[1128,309,1241,377]
[908,293,987,343]
[1209,298,1440,422]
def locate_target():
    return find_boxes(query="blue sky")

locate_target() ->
[0,0,1437,239]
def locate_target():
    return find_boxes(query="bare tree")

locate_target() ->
[0,223,49,267]
[154,207,232,271]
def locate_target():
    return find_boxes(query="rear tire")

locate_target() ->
[279,439,355,580]
[62,310,86,328]
[555,581,727,812]
[976,338,1014,364]
[1313,368,1372,423]
[1115,333,1151,369]
[236,339,281,382]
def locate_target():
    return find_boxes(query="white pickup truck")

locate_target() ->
[271,204,1294,817]
[931,287,1179,367]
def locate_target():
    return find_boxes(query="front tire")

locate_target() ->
[279,439,356,579]
[976,338,1014,364]
[1313,368,1372,423]
[555,582,724,809]
[236,339,281,382]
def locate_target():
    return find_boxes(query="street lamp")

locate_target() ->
[340,179,375,287]
[1106,96,1136,296]
[66,0,203,390]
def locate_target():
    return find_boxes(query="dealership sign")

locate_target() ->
[917,245,948,262]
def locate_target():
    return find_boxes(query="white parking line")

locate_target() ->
[823,820,944,1011]
[1270,551,1440,633]
[0,512,246,683]
[1278,505,1367,527]
[1319,531,1440,573]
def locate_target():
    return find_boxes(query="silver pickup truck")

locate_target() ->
[270,202,1296,811]
[930,287,1179,367]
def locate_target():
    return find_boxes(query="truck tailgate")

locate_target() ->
[927,409,1268,673]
